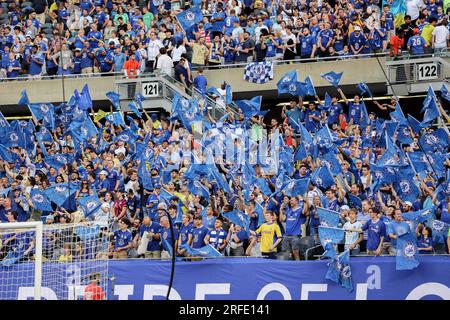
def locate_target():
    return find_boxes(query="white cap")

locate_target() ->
[404,201,413,207]
[340,205,350,211]
[101,202,110,209]
[354,26,361,31]
[99,170,108,175]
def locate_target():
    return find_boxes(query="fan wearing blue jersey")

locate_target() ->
[360,208,386,256]
[279,196,308,260]
[205,219,228,253]
[112,219,133,259]
[177,213,194,257]
[387,210,411,255]
[338,87,362,126]
[407,28,428,55]
[190,215,209,249]
[136,216,161,259]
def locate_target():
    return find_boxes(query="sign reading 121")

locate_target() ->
[142,82,159,98]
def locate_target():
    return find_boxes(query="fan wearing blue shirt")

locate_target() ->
[177,213,194,256]
[137,216,161,258]
[338,87,362,125]
[348,26,366,55]
[326,96,343,125]
[407,29,427,55]
[112,219,133,259]
[211,4,226,38]
[361,208,386,255]
[190,215,209,249]
[317,22,334,57]
[5,52,21,78]
[224,10,239,36]
[417,226,434,254]
[387,210,411,255]
[160,215,179,256]
[29,46,44,76]
[304,102,321,133]
[300,28,317,59]
[193,68,208,96]
[280,197,308,260]
[205,219,228,253]
[87,24,103,49]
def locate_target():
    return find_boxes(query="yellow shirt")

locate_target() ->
[192,43,209,65]
[256,222,282,253]
[421,24,435,46]
[58,254,73,263]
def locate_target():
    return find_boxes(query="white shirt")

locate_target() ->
[432,25,449,48]
[147,39,163,60]
[171,45,186,62]
[156,54,174,76]
[406,0,424,20]
[343,220,362,246]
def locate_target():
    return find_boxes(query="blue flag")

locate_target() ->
[321,151,342,176]
[44,183,78,207]
[74,85,93,111]
[419,128,449,153]
[254,201,265,227]
[407,114,424,134]
[45,154,68,170]
[318,226,345,246]
[396,124,413,145]
[347,194,362,209]
[128,101,142,118]
[254,177,272,196]
[222,210,250,236]
[396,233,419,271]
[421,86,440,124]
[0,144,13,163]
[28,103,52,121]
[281,178,310,197]
[425,219,449,244]
[77,194,101,217]
[408,151,429,173]
[357,82,373,97]
[105,112,126,127]
[321,71,343,87]
[187,179,210,199]
[18,89,30,105]
[440,84,450,102]
[277,70,298,94]
[161,236,174,257]
[394,168,420,202]
[390,101,406,122]
[138,161,153,190]
[30,189,53,212]
[135,92,145,110]
[337,250,353,292]
[317,207,340,227]
[176,7,203,31]
[311,166,335,189]
[243,61,274,84]
[179,243,222,257]
[303,76,316,96]
[402,207,434,223]
[106,91,121,111]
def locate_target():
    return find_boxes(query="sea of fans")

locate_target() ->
[0,0,450,79]
[0,72,449,263]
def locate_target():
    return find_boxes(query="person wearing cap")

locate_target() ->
[343,208,363,255]
[97,170,110,198]
[407,27,428,55]
[136,215,161,259]
[348,25,367,56]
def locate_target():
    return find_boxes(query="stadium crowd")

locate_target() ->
[0,0,450,79]
[0,70,449,262]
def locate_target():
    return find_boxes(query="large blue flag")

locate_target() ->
[28,103,52,121]
[105,112,126,127]
[396,124,413,145]
[321,71,343,87]
[30,189,53,212]
[281,178,310,197]
[106,91,121,111]
[402,207,434,223]
[303,76,316,96]
[347,194,362,209]
[321,151,342,176]
[394,167,420,202]
[317,207,340,227]
[254,177,272,196]
[179,243,222,257]
[408,151,429,173]
[419,128,449,153]
[176,6,203,31]
[318,226,345,246]
[187,179,210,199]
[77,194,101,217]
[277,70,298,94]
[3,128,25,148]
[74,84,93,111]
[396,233,419,271]
[425,219,449,244]
[222,210,250,236]
[325,249,353,292]
[44,183,78,207]
[311,166,335,189]
[0,144,13,163]
[45,154,68,170]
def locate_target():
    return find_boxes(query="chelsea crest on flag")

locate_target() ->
[243,61,274,84]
